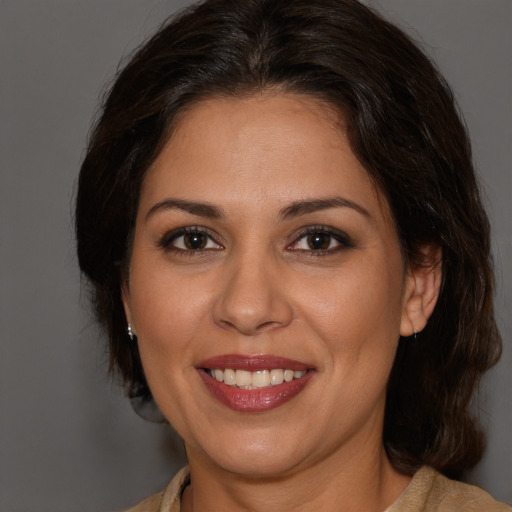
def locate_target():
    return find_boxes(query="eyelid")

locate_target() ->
[157,224,353,256]
[287,225,355,252]
[158,226,224,252]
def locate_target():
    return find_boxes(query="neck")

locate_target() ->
[181,435,411,512]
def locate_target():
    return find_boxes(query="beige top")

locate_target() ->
[125,466,511,512]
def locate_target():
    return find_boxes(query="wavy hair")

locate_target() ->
[76,0,501,478]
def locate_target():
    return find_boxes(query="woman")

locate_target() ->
[75,0,510,510]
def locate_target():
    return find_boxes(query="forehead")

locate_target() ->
[140,92,387,221]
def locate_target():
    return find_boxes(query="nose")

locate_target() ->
[212,252,294,336]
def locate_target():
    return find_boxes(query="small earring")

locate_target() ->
[127,324,135,341]
[412,328,418,342]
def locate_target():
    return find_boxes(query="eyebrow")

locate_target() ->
[145,195,369,222]
[279,197,370,219]
[145,198,223,221]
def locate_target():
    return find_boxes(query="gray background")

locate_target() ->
[0,0,510,510]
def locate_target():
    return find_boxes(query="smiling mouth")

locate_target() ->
[197,355,314,412]
[205,368,308,389]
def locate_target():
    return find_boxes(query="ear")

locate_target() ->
[400,245,442,337]
[121,277,134,329]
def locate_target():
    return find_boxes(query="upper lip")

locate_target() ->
[197,354,312,372]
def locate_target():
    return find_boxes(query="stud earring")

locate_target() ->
[127,324,135,341]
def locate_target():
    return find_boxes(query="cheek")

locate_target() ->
[128,267,215,428]
[128,260,213,363]
[294,254,405,362]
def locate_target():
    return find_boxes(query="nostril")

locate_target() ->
[256,320,284,332]
[216,318,286,336]
[212,268,294,334]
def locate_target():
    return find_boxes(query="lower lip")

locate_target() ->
[198,369,314,412]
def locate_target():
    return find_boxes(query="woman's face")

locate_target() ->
[123,92,428,477]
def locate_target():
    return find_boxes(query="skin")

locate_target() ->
[122,92,441,512]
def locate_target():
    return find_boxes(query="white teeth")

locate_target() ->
[207,368,308,389]
[252,370,271,388]
[235,369,252,387]
[284,369,294,382]
[270,369,284,385]
[224,368,236,386]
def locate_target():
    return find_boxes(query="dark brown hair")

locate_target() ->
[76,0,501,478]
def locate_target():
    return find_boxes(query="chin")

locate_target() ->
[187,429,310,479]
[216,451,304,479]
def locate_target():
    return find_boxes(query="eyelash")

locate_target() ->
[288,225,355,256]
[158,225,354,257]
[158,226,223,256]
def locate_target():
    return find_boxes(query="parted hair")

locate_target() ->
[76,0,501,478]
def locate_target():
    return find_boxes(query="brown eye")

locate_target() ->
[160,227,223,252]
[307,232,331,250]
[289,226,354,254]
[184,232,208,250]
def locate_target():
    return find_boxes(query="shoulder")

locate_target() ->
[124,492,165,512]
[123,467,190,512]
[388,466,511,512]
[428,469,511,512]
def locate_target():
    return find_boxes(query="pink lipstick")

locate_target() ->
[197,354,314,412]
